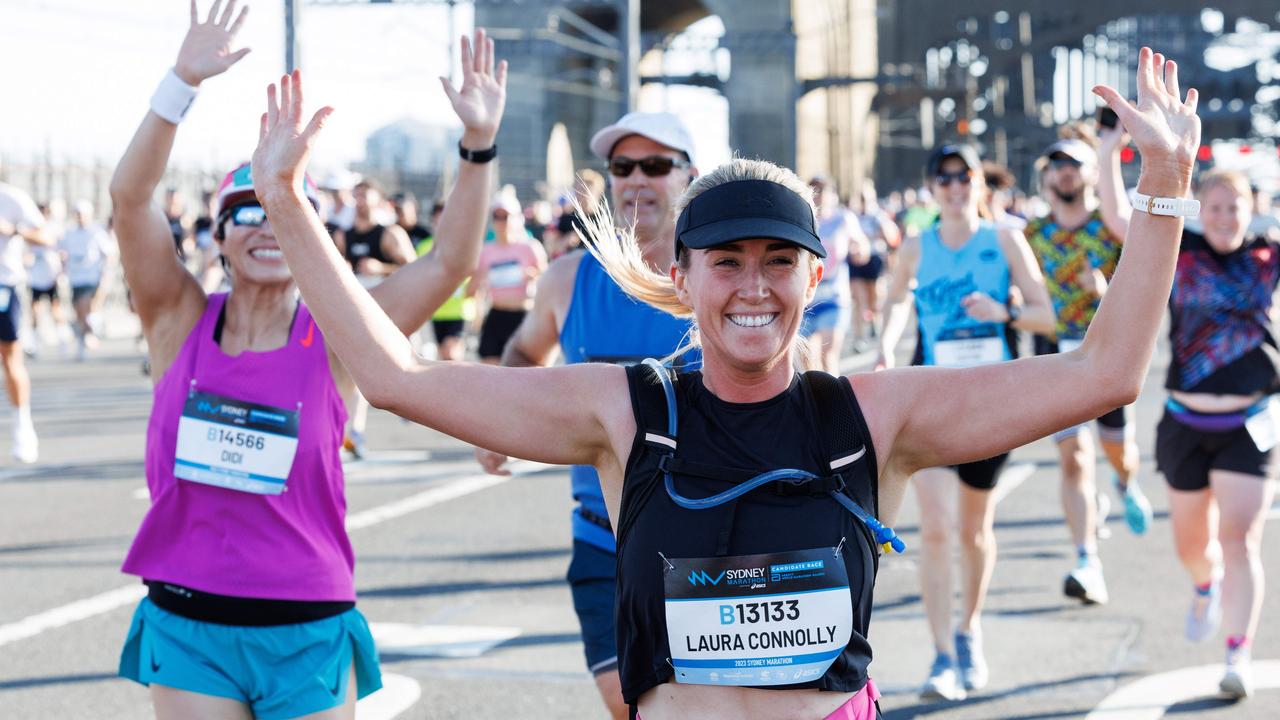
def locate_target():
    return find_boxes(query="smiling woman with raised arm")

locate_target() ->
[254,48,1197,720]
[109,3,505,718]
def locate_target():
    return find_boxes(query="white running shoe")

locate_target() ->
[1185,581,1222,643]
[954,631,989,691]
[1064,555,1109,605]
[920,653,967,701]
[1220,645,1253,699]
[12,424,38,464]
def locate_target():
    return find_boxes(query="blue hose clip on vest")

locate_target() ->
[640,359,905,554]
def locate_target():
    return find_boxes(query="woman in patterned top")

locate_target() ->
[1157,168,1279,699]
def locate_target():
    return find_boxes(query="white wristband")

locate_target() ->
[1132,192,1200,218]
[150,69,199,125]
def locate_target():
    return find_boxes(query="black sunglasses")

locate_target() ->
[608,155,689,178]
[1049,155,1083,170]
[935,170,973,187]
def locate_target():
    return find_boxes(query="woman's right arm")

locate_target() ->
[109,1,250,375]
[875,234,920,369]
[253,71,625,470]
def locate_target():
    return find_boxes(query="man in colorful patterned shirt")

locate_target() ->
[1026,129,1154,607]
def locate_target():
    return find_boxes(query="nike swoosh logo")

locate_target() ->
[150,650,161,673]
[300,320,315,348]
[329,665,344,696]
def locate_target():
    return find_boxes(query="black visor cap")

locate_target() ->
[675,179,825,259]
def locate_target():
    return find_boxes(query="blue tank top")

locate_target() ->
[914,222,1012,367]
[561,252,698,552]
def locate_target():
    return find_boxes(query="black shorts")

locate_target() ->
[30,285,59,304]
[431,319,465,344]
[951,453,1010,491]
[71,284,99,304]
[848,254,885,280]
[0,286,18,342]
[478,308,526,359]
[1156,410,1277,491]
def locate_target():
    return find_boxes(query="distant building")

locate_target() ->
[360,118,462,200]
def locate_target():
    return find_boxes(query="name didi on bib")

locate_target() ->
[664,547,852,687]
[175,388,301,495]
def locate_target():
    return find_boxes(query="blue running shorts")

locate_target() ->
[119,598,382,720]
[566,539,619,675]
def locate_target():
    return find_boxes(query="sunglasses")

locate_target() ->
[227,203,268,227]
[608,155,689,178]
[935,170,973,187]
[1049,155,1083,170]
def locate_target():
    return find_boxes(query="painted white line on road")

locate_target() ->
[370,622,522,658]
[0,584,146,649]
[357,673,421,720]
[131,487,149,500]
[992,461,1036,505]
[345,461,549,531]
[1085,660,1280,719]
[1269,503,1280,521]
[1,464,549,648]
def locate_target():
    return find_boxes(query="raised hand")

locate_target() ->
[252,71,333,195]
[1093,48,1200,174]
[174,0,251,86]
[439,28,509,147]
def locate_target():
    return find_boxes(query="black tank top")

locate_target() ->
[616,365,880,705]
[344,223,391,271]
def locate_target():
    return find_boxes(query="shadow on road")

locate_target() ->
[882,670,1138,718]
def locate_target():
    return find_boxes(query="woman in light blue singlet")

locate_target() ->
[877,143,1055,701]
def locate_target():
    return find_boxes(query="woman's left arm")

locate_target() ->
[367,29,506,334]
[854,48,1199,500]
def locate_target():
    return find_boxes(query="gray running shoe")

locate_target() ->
[954,631,989,690]
[1186,581,1222,643]
[920,653,967,701]
[1220,645,1253,699]
[1064,555,1109,605]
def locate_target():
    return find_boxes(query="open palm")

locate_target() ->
[440,29,508,138]
[175,0,251,85]
[1093,48,1200,170]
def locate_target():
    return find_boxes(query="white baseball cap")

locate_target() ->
[1043,139,1098,167]
[589,112,697,166]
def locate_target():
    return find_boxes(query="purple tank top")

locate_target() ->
[122,293,354,601]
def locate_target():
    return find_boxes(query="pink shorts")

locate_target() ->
[638,679,880,720]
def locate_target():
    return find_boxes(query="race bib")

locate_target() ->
[1057,337,1083,353]
[489,260,525,289]
[0,287,10,313]
[1245,397,1280,453]
[933,325,1005,368]
[175,390,300,495]
[664,547,852,687]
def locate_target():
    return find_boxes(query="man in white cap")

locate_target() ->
[475,111,698,719]
[1026,129,1154,607]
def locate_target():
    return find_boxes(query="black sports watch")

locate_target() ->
[1007,302,1022,324]
[458,141,497,164]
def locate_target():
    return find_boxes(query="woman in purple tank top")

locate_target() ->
[110,5,508,718]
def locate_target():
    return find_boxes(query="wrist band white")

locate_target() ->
[1132,192,1200,218]
[150,69,199,125]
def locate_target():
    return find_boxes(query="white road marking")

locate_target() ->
[0,463,549,649]
[1268,503,1280,521]
[992,461,1036,504]
[0,584,146,648]
[356,673,421,720]
[1085,660,1280,719]
[131,486,149,500]
[369,623,522,658]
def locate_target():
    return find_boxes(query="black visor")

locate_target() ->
[674,179,825,258]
